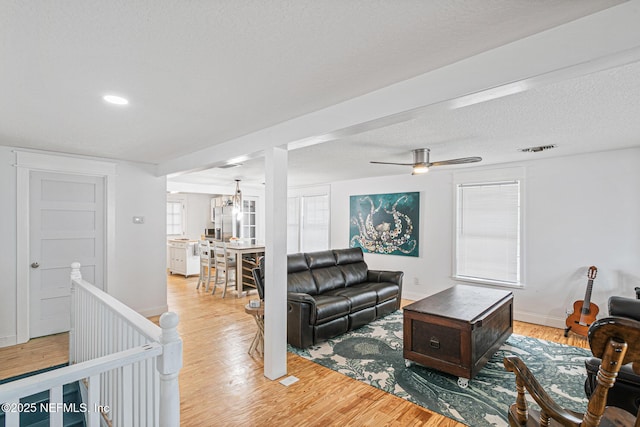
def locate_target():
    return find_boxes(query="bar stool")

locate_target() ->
[212,241,236,297]
[196,240,213,291]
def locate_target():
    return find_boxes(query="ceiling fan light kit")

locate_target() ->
[412,164,429,175]
[371,148,482,175]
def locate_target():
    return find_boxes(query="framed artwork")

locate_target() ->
[349,191,419,257]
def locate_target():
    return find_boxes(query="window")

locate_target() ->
[287,197,301,252]
[455,178,522,286]
[241,198,257,244]
[287,193,330,253]
[167,201,184,235]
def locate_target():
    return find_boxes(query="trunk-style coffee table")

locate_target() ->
[403,284,513,388]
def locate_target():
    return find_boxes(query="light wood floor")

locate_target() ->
[0,274,589,426]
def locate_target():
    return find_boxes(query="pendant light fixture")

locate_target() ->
[230,179,243,239]
[232,179,243,219]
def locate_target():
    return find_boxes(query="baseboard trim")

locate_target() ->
[514,310,567,329]
[401,290,425,301]
[137,305,169,318]
[0,335,17,349]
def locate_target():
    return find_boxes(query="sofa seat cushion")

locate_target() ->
[351,282,400,303]
[313,295,351,325]
[325,287,377,311]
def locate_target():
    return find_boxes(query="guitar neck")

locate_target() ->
[581,279,594,314]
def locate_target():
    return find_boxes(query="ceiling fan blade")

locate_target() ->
[369,161,415,166]
[429,156,482,166]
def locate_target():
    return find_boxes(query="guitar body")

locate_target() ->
[565,299,599,337]
[564,266,598,337]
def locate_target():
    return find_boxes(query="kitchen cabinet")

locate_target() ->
[168,239,200,277]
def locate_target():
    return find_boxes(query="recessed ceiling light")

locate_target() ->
[103,95,129,105]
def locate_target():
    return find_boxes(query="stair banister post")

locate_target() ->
[158,312,182,427]
[69,262,82,364]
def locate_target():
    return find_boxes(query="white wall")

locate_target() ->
[0,146,19,346]
[0,146,168,347]
[111,161,168,317]
[330,147,640,328]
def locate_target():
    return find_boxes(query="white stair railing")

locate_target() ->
[0,263,182,427]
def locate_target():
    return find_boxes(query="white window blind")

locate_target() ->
[167,201,183,235]
[287,197,301,253]
[301,194,329,252]
[455,180,521,285]
[287,194,330,253]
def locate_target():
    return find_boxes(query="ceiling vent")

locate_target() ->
[519,144,557,153]
[217,163,242,169]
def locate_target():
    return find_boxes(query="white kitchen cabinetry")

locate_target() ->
[168,239,200,277]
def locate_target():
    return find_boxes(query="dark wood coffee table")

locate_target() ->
[403,284,513,388]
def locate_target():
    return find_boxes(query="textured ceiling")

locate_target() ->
[1,0,635,189]
[171,59,640,188]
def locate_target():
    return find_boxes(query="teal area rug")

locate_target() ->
[288,311,591,426]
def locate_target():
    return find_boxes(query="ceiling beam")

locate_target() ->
[156,0,640,177]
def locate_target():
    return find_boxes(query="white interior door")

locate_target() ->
[29,171,105,338]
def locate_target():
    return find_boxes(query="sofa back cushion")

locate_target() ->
[312,266,346,293]
[305,250,337,269]
[288,253,308,273]
[287,253,318,295]
[339,263,368,286]
[334,248,369,286]
[304,250,347,293]
[334,248,364,265]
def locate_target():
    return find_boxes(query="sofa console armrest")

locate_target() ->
[367,270,404,286]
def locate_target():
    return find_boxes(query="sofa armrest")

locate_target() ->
[367,270,404,286]
[287,292,317,324]
[609,296,640,321]
[288,292,316,307]
[287,292,316,348]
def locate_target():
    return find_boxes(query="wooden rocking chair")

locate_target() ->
[503,316,640,427]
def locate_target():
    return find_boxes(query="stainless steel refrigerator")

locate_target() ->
[212,206,236,241]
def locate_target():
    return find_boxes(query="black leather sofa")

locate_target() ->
[584,295,640,415]
[287,247,403,348]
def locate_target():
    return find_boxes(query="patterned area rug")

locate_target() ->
[288,311,591,426]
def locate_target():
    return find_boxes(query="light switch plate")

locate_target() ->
[133,216,145,224]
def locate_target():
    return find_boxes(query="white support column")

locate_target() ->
[264,146,288,380]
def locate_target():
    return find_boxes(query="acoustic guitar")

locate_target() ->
[564,266,599,337]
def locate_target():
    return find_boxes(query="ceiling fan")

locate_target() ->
[370,148,482,175]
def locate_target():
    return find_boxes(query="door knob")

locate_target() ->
[31,262,39,268]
